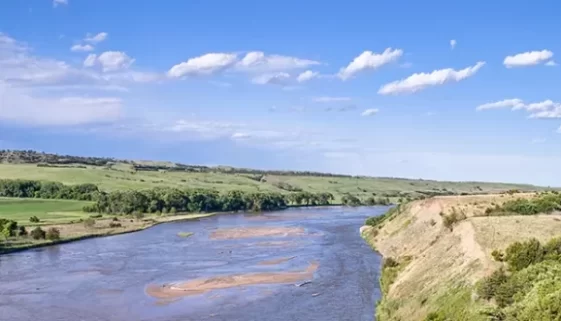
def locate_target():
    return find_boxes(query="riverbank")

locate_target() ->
[361,193,561,321]
[0,204,349,255]
[0,212,217,255]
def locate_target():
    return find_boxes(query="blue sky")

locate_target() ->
[1,0,560,186]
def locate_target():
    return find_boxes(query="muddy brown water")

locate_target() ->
[0,206,386,321]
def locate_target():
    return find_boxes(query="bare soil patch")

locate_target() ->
[146,261,318,299]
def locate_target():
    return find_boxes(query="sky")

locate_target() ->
[1,0,560,186]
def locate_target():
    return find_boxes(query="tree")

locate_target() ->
[46,227,60,240]
[30,227,46,240]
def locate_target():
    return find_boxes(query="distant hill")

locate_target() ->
[0,149,551,202]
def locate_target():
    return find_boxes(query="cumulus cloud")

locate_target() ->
[338,48,403,80]
[361,108,379,116]
[503,50,553,68]
[70,44,94,52]
[84,32,108,44]
[546,60,558,67]
[83,54,97,67]
[477,98,561,119]
[297,70,319,82]
[53,0,68,7]
[251,72,290,85]
[378,61,485,95]
[167,53,237,78]
[313,96,351,103]
[237,51,319,72]
[450,39,457,50]
[476,99,525,111]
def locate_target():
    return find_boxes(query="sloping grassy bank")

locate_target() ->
[361,193,561,321]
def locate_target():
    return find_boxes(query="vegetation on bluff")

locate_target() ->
[475,237,561,320]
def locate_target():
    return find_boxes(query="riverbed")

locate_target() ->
[0,206,385,321]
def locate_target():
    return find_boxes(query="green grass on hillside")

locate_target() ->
[0,197,92,225]
[0,164,546,204]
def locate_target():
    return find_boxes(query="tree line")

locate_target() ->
[84,189,337,214]
[0,179,99,201]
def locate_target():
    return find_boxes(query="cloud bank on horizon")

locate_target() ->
[1,0,560,186]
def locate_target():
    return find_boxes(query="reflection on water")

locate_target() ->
[0,206,385,321]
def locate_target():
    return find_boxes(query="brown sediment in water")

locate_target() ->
[146,261,318,299]
[254,240,299,247]
[258,256,296,266]
[210,227,305,240]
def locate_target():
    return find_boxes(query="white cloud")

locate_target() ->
[70,44,94,52]
[503,50,553,68]
[528,106,561,119]
[0,81,121,126]
[84,32,108,44]
[251,72,290,85]
[297,70,319,82]
[96,51,135,72]
[546,60,558,67]
[231,132,251,140]
[338,48,403,80]
[450,39,457,50]
[476,98,524,111]
[477,98,561,119]
[83,54,97,67]
[378,61,485,95]
[237,51,319,72]
[53,0,68,7]
[361,108,379,116]
[313,96,352,103]
[167,53,237,78]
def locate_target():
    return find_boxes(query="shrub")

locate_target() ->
[29,216,40,223]
[89,214,103,219]
[504,238,545,272]
[112,217,119,222]
[442,208,466,231]
[424,311,446,321]
[46,227,60,240]
[83,218,96,229]
[18,226,28,236]
[134,212,145,220]
[491,249,505,262]
[30,227,46,240]
[476,268,508,300]
[109,222,122,228]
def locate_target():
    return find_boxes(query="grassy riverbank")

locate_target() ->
[0,212,217,255]
[362,193,561,320]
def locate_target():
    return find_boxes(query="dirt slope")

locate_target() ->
[363,193,561,321]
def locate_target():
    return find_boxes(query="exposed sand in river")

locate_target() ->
[210,227,305,240]
[258,256,296,266]
[146,262,318,299]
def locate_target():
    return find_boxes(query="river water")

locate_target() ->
[0,206,385,321]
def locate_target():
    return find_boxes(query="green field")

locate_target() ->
[0,197,92,225]
[0,163,547,204]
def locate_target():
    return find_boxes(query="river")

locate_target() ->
[0,206,385,321]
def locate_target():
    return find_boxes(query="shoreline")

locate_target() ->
[0,212,218,255]
[0,203,354,255]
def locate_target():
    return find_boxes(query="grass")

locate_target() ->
[0,197,93,225]
[0,212,215,254]
[0,163,547,203]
